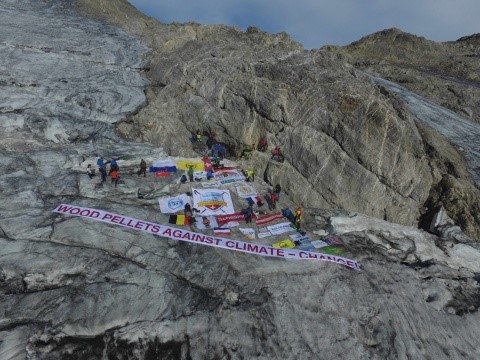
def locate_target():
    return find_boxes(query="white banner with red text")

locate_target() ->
[52,204,361,271]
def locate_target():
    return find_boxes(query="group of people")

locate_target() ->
[88,157,151,189]
[179,165,215,184]
[88,157,120,188]
[282,207,303,229]
[266,184,281,210]
[89,144,303,232]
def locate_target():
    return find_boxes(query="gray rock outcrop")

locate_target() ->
[340,28,480,123]
[1,1,479,359]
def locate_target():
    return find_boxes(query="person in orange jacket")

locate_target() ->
[111,169,120,188]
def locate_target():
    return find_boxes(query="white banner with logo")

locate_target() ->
[159,194,191,214]
[267,222,296,236]
[214,169,245,185]
[239,227,256,240]
[52,204,362,271]
[311,240,329,249]
[194,216,219,230]
[193,188,235,215]
[236,184,257,198]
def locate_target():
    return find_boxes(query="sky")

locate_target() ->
[127,0,479,49]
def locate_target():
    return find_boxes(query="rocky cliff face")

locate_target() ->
[76,1,480,240]
[1,1,479,359]
[340,28,480,123]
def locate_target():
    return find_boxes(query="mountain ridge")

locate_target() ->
[0,1,479,359]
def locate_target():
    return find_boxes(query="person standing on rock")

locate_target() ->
[184,203,192,217]
[187,165,194,182]
[138,159,147,177]
[294,207,303,229]
[270,191,277,210]
[274,184,281,200]
[86,164,95,179]
[243,204,254,224]
[259,137,267,152]
[97,157,107,184]
[111,169,120,188]
[195,130,202,142]
[246,170,255,182]
[110,158,119,172]
[97,156,104,171]
[206,169,214,180]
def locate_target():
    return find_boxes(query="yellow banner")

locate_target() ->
[177,160,204,171]
[272,239,296,249]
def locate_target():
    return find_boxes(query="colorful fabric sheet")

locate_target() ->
[177,160,205,171]
[256,211,284,226]
[150,159,177,173]
[168,214,191,226]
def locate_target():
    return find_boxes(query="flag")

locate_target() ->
[247,196,263,206]
[168,214,191,226]
[255,211,284,226]
[214,227,231,235]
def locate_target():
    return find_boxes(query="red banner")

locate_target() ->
[216,212,257,226]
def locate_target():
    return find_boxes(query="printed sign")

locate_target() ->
[214,169,245,185]
[216,212,254,226]
[193,188,235,215]
[195,216,219,230]
[267,222,296,236]
[311,240,329,249]
[236,185,257,198]
[289,233,311,244]
[239,228,255,240]
[53,204,362,271]
[159,194,191,214]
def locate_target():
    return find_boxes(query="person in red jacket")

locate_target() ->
[259,137,267,152]
[270,191,277,210]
